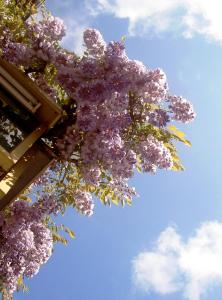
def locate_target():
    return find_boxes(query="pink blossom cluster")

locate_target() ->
[30,15,66,42]
[54,29,195,185]
[79,164,101,186]
[34,75,58,101]
[1,15,66,66]
[0,196,59,295]
[80,130,137,179]
[83,28,106,57]
[1,40,32,66]
[169,95,196,123]
[107,179,137,205]
[146,109,170,127]
[26,16,66,62]
[136,135,173,173]
[73,191,94,216]
[55,125,81,159]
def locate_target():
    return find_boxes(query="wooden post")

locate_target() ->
[0,143,55,210]
[2,289,9,300]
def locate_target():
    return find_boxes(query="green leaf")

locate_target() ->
[111,196,119,205]
[126,197,132,206]
[168,125,191,146]
[121,35,127,42]
[19,195,32,203]
[52,233,68,245]
[17,276,29,293]
[136,156,142,173]
[64,227,75,239]
[172,161,185,171]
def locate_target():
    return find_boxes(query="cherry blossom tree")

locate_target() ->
[0,0,195,297]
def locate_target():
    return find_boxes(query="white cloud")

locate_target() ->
[46,0,89,55]
[132,222,222,300]
[85,0,222,43]
[61,18,86,55]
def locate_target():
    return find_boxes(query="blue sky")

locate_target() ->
[15,1,222,300]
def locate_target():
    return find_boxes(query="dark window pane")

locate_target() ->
[0,84,39,152]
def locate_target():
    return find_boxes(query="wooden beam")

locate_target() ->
[0,58,63,129]
[2,289,9,300]
[0,142,55,210]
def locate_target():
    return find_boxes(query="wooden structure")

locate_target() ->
[0,58,63,210]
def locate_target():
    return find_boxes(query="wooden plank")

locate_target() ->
[2,289,9,300]
[0,74,40,113]
[0,125,47,169]
[0,58,63,129]
[0,66,41,110]
[0,145,15,170]
[10,125,47,162]
[0,142,55,210]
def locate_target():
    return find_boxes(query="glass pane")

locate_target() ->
[0,112,25,151]
[0,85,39,152]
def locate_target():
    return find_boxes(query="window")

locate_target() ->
[0,85,39,152]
